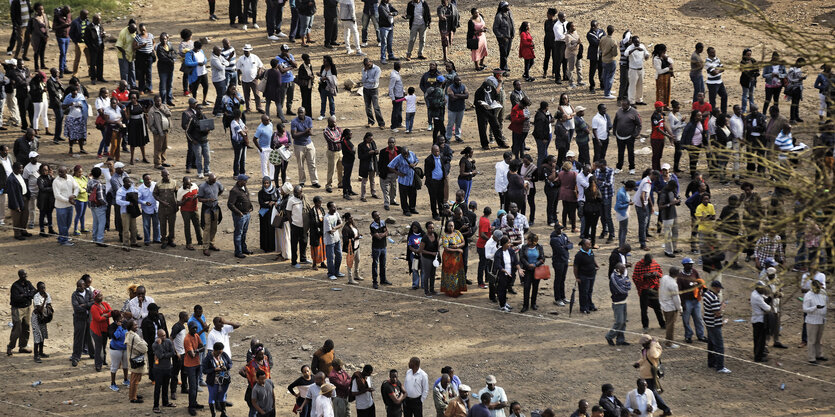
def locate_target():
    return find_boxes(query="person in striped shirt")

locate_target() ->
[703,280,730,373]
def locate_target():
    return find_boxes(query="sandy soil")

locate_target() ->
[1,0,834,416]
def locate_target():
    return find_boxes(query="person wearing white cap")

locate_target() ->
[799,269,826,348]
[22,151,40,228]
[477,375,507,417]
[444,384,470,417]
[236,44,265,114]
[803,278,828,364]
[761,266,786,349]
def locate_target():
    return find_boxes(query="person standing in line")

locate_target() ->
[632,253,666,332]
[388,146,419,215]
[518,233,544,312]
[678,257,707,344]
[227,174,254,258]
[155,33,177,106]
[739,48,759,113]
[405,0,430,61]
[518,22,535,82]
[323,201,344,280]
[89,288,112,372]
[360,0,380,48]
[7,269,36,357]
[702,280,730,373]
[612,98,641,175]
[550,223,572,306]
[210,46,230,116]
[436,0,458,63]
[7,0,32,61]
[132,23,155,94]
[290,107,321,187]
[52,165,79,245]
[586,20,604,93]
[339,0,364,55]
[564,21,582,88]
[605,263,631,345]
[236,44,264,115]
[198,173,224,256]
[762,51,786,116]
[704,46,727,115]
[651,44,673,108]
[541,9,557,80]
[357,132,380,201]
[151,329,177,412]
[323,116,344,192]
[137,173,161,245]
[254,114,275,180]
[598,25,618,99]
[689,42,705,103]
[658,267,682,349]
[491,2,514,72]
[297,54,315,118]
[115,21,137,89]
[389,61,405,131]
[623,36,649,106]
[52,6,71,78]
[369,210,392,289]
[377,0,398,64]
[403,357,429,417]
[616,30,631,101]
[750,280,772,362]
[361,58,386,128]
[70,278,94,366]
[803,279,828,364]
[551,11,567,83]
[573,238,598,314]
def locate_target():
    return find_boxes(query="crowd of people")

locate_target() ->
[2,0,834,416]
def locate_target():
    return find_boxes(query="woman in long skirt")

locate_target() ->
[309,196,326,270]
[274,182,293,261]
[125,93,150,164]
[31,281,51,362]
[258,176,278,252]
[440,220,467,297]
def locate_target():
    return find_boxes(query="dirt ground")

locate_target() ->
[1,0,834,415]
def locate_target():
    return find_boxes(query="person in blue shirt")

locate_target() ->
[276,45,297,123]
[406,221,423,289]
[614,180,635,248]
[137,173,160,245]
[387,146,418,215]
[254,114,275,179]
[290,107,321,187]
[187,305,210,387]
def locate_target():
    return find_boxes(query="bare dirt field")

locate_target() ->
[1,0,834,416]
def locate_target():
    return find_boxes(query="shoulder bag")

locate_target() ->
[129,335,145,369]
[534,265,551,280]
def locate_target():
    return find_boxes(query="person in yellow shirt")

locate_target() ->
[115,20,138,89]
[694,193,715,254]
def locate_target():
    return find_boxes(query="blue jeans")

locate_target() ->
[91,205,107,243]
[56,206,73,243]
[73,200,87,232]
[325,242,342,277]
[601,196,614,239]
[606,302,627,343]
[446,109,464,141]
[682,298,705,339]
[690,73,704,103]
[297,14,312,37]
[213,80,228,115]
[190,142,211,174]
[207,383,229,404]
[741,84,755,113]
[158,69,174,103]
[142,212,161,243]
[601,61,617,96]
[405,112,415,132]
[410,260,421,288]
[225,71,238,90]
[379,27,394,60]
[319,89,335,117]
[371,247,386,284]
[457,179,472,203]
[118,57,137,89]
[233,213,251,255]
[57,37,70,74]
[706,325,725,370]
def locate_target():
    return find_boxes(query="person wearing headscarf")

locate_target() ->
[258,176,279,253]
[274,181,294,261]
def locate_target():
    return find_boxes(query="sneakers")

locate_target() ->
[361,42,368,47]
[253,23,260,29]
[123,379,131,386]
[317,115,325,120]
[268,35,280,41]
[110,384,120,391]
[328,275,337,280]
[500,306,510,312]
[604,94,616,99]
[629,169,636,175]
[717,367,732,374]
[614,169,622,174]
[242,24,248,31]
[278,32,288,38]
[667,343,680,349]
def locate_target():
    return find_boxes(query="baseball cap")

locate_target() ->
[654,101,665,108]
[660,163,671,170]
[710,280,724,289]
[237,174,250,181]
[28,151,39,158]
[681,257,694,264]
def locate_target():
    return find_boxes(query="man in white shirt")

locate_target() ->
[388,62,404,131]
[21,151,40,228]
[314,383,336,417]
[658,267,683,348]
[591,103,611,162]
[323,201,344,280]
[632,171,657,251]
[210,46,230,116]
[52,165,80,245]
[206,316,241,359]
[235,44,264,113]
[552,12,567,83]
[115,175,139,246]
[494,152,512,210]
[350,365,374,415]
[625,379,657,416]
[623,36,649,105]
[403,357,429,417]
[477,375,508,417]
[729,105,744,176]
[0,145,14,225]
[750,281,772,362]
[126,285,155,336]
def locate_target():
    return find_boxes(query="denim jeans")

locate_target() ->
[233,213,251,255]
[158,69,174,103]
[446,109,464,141]
[190,142,211,174]
[600,196,614,239]
[405,112,415,132]
[690,73,704,103]
[319,89,335,117]
[56,206,73,243]
[606,303,627,343]
[142,212,161,243]
[361,10,379,43]
[682,298,705,339]
[371,247,386,284]
[91,205,107,243]
[457,179,472,203]
[379,27,394,60]
[118,57,137,89]
[635,205,649,247]
[706,325,725,370]
[325,242,342,277]
[601,61,616,96]
[57,37,70,74]
[741,85,755,113]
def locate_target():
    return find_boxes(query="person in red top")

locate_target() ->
[183,324,203,415]
[112,80,131,103]
[240,344,271,415]
[518,21,536,82]
[632,253,666,332]
[691,91,712,131]
[476,206,493,289]
[508,97,532,159]
[90,289,112,372]
[328,358,352,416]
[650,101,674,171]
[178,176,202,250]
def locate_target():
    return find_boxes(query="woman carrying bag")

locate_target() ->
[125,319,148,404]
[203,342,233,417]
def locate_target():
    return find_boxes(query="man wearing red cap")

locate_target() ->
[650,102,673,171]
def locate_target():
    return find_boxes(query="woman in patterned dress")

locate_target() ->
[440,220,467,297]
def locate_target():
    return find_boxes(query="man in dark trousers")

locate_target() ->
[7,269,36,356]
[323,0,340,48]
[141,303,168,382]
[552,11,567,83]
[424,144,445,220]
[6,162,31,239]
[83,13,106,84]
[541,9,557,79]
[46,68,65,143]
[70,278,94,366]
[587,20,605,93]
[573,238,598,314]
[550,223,573,306]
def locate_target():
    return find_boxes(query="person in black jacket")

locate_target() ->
[608,244,631,279]
[377,137,401,209]
[357,132,379,201]
[141,303,169,382]
[155,32,178,106]
[599,383,625,417]
[424,144,445,220]
[405,0,431,60]
[518,233,545,312]
[7,0,32,60]
[492,236,519,312]
[10,60,32,130]
[323,0,339,48]
[68,9,89,76]
[8,269,36,356]
[71,278,94,366]
[83,13,106,84]
[474,78,508,149]
[6,162,30,239]
[341,128,356,200]
[13,129,35,164]
[46,68,64,143]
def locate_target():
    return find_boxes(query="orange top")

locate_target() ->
[183,334,202,367]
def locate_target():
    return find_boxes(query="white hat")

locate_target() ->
[766,267,777,275]
[566,150,576,157]
[575,105,586,112]
[114,162,126,168]
[459,384,471,392]
[485,375,497,384]
[661,163,671,170]
[242,44,253,51]
[28,151,39,158]
[4,58,17,65]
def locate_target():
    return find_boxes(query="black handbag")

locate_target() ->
[129,337,145,369]
[466,35,479,50]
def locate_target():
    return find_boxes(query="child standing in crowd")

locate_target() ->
[404,87,417,134]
